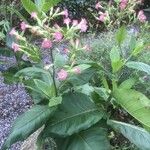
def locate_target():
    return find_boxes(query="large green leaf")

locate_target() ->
[43,92,104,137]
[56,127,111,150]
[126,61,150,75]
[113,88,150,128]
[68,67,96,86]
[115,26,127,46]
[15,67,49,78]
[21,0,39,15]
[108,120,150,150]
[1,105,56,150]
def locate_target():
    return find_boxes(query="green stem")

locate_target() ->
[50,49,57,97]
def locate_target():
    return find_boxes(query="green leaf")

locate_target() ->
[15,67,49,77]
[34,79,54,98]
[1,105,56,150]
[43,92,104,137]
[42,0,61,12]
[129,36,136,51]
[110,47,123,73]
[54,53,67,69]
[116,26,127,45]
[119,78,136,89]
[113,88,150,128]
[132,41,145,56]
[108,120,150,150]
[21,0,39,15]
[94,87,109,101]
[126,61,150,75]
[56,127,111,150]
[49,96,62,107]
[68,67,96,86]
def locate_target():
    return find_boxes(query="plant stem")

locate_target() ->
[50,49,58,97]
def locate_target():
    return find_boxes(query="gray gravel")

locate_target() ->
[0,74,32,150]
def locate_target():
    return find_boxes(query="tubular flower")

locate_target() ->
[31,12,37,19]
[20,22,28,31]
[119,0,128,10]
[12,42,20,52]
[73,67,81,74]
[54,32,63,41]
[77,18,88,32]
[95,2,102,10]
[57,69,68,80]
[64,18,71,25]
[138,10,147,22]
[9,28,17,36]
[98,12,108,22]
[41,39,52,49]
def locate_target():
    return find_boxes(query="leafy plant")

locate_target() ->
[1,6,150,150]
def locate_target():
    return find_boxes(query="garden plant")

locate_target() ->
[0,0,150,150]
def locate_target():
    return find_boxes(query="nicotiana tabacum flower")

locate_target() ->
[57,69,68,81]
[137,10,147,23]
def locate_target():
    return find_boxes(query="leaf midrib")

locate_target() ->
[49,108,101,127]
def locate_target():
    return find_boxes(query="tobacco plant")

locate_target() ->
[1,6,150,150]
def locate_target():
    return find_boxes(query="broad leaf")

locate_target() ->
[15,67,49,78]
[119,78,136,89]
[21,0,39,15]
[43,92,104,137]
[1,105,56,150]
[108,120,150,150]
[56,127,111,150]
[68,67,96,86]
[34,79,54,98]
[126,61,150,75]
[110,47,123,72]
[42,0,61,12]
[116,26,127,45]
[113,88,150,128]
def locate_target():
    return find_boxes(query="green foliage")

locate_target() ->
[1,105,56,150]
[42,92,104,138]
[108,120,150,150]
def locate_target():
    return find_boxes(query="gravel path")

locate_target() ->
[0,70,32,150]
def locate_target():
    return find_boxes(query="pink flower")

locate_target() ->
[41,39,52,49]
[54,32,63,41]
[12,42,20,52]
[95,2,102,10]
[72,20,78,26]
[73,67,81,74]
[77,18,88,32]
[98,12,107,22]
[64,18,71,25]
[119,0,128,10]
[31,12,37,19]
[20,22,28,31]
[62,9,68,18]
[57,69,68,80]
[9,28,16,36]
[138,10,147,22]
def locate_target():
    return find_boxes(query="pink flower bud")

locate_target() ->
[138,10,147,22]
[73,67,81,74]
[119,0,128,10]
[77,18,88,32]
[64,18,71,25]
[95,2,102,10]
[20,22,28,31]
[98,13,107,22]
[54,32,63,41]
[62,9,68,18]
[12,42,20,52]
[63,48,69,54]
[9,28,17,36]
[31,12,37,19]
[57,69,68,80]
[41,39,52,49]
